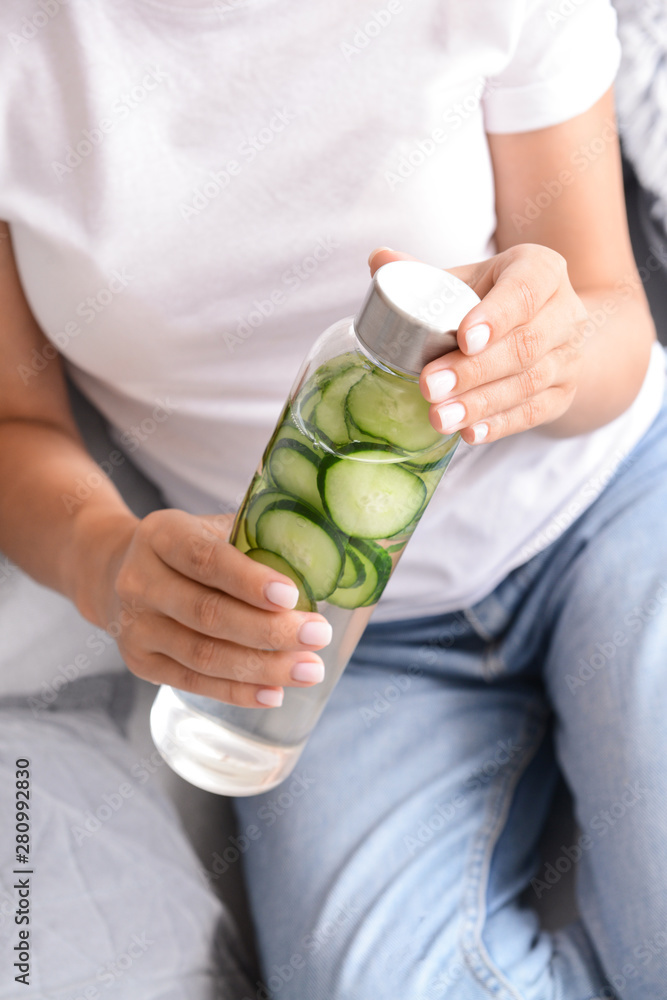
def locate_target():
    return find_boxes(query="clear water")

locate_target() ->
[150,347,458,795]
[150,602,374,795]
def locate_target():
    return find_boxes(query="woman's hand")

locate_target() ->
[369,244,590,445]
[97,509,332,707]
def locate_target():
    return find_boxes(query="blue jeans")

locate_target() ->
[234,373,667,1000]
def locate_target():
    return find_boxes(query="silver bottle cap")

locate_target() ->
[354,260,481,377]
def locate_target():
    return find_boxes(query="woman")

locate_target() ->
[0,0,665,997]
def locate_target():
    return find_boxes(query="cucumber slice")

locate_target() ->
[319,448,427,539]
[245,489,289,548]
[327,538,392,608]
[296,386,322,426]
[347,372,442,452]
[268,441,324,512]
[402,433,459,472]
[246,548,315,611]
[256,500,344,600]
[338,545,366,589]
[313,365,365,446]
[386,541,406,554]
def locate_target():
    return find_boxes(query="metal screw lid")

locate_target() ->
[354,260,481,377]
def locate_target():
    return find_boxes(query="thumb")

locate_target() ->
[368,246,417,276]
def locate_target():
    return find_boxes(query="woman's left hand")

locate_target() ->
[369,244,590,445]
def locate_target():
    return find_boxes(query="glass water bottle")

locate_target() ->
[150,261,480,795]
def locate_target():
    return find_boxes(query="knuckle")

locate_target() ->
[234,647,267,683]
[465,352,486,385]
[115,562,143,601]
[263,615,293,649]
[191,635,218,675]
[513,326,541,368]
[122,648,152,681]
[472,384,496,418]
[193,589,224,632]
[494,408,512,438]
[517,363,545,399]
[522,395,544,428]
[509,275,537,321]
[188,533,219,580]
[137,510,164,542]
[176,665,208,697]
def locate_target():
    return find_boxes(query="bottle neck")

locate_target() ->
[353,321,419,383]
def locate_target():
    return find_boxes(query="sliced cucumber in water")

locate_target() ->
[402,434,459,472]
[313,364,365,446]
[246,548,315,611]
[327,538,392,608]
[245,489,289,549]
[338,545,366,589]
[347,372,442,452]
[268,441,323,512]
[319,447,427,539]
[256,500,344,601]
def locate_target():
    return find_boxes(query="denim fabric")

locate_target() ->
[235,354,667,1000]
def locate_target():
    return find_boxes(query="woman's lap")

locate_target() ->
[235,381,667,1000]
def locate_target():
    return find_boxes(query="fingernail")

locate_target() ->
[470,422,489,444]
[256,688,284,707]
[368,246,393,265]
[464,323,490,354]
[265,581,299,609]
[425,368,457,400]
[436,401,466,432]
[298,620,333,647]
[290,660,325,684]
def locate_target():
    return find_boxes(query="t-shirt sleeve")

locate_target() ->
[483,0,621,134]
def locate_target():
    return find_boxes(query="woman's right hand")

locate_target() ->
[98,508,332,708]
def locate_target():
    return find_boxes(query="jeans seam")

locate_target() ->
[460,708,550,1000]
[462,607,495,644]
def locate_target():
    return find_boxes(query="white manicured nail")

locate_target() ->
[256,688,284,707]
[291,661,325,684]
[436,402,466,432]
[425,368,457,400]
[265,581,299,609]
[464,323,490,354]
[471,423,489,444]
[298,620,333,647]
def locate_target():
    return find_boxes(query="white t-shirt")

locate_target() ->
[1,0,663,620]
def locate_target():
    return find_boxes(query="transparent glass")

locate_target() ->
[150,318,460,795]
